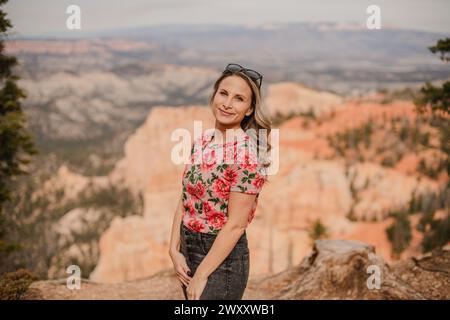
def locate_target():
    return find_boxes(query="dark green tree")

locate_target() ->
[414,38,449,177]
[421,213,450,252]
[0,0,37,253]
[414,37,450,253]
[309,219,328,241]
[386,212,412,260]
[429,38,450,62]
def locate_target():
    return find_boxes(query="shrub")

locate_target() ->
[386,211,412,259]
[0,268,39,300]
[309,219,328,241]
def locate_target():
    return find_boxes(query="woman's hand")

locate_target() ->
[170,250,192,287]
[186,273,208,300]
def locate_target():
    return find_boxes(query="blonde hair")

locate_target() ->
[208,71,272,169]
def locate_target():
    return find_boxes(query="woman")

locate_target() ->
[168,63,272,300]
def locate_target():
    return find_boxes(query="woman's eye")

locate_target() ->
[220,91,227,95]
[236,97,243,101]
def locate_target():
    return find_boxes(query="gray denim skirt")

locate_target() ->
[179,223,250,300]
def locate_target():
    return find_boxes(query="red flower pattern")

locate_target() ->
[182,130,267,234]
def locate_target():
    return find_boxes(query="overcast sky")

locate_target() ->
[5,0,450,37]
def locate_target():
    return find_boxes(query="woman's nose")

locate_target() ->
[223,97,232,108]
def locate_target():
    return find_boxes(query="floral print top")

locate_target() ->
[181,129,267,234]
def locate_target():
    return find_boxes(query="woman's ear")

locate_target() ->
[245,107,254,117]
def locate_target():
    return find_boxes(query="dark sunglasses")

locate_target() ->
[223,63,263,89]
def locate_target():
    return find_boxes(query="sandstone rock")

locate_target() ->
[89,216,169,283]
[53,208,104,243]
[263,239,424,299]
[25,269,185,300]
[390,247,450,300]
[36,165,110,204]
[347,162,439,221]
[265,82,344,117]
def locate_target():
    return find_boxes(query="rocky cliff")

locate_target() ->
[26,83,446,284]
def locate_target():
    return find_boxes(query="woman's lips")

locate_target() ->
[219,108,234,116]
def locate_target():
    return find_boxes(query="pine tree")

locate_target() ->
[309,219,328,241]
[386,212,412,260]
[414,38,449,178]
[414,37,450,253]
[0,0,37,253]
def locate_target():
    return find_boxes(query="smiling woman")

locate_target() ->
[169,63,272,300]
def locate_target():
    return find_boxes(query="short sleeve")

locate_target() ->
[229,139,267,195]
[181,139,195,182]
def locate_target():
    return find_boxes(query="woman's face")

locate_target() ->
[211,75,254,130]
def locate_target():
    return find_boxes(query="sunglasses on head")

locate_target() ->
[223,63,263,89]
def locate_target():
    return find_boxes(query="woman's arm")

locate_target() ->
[194,192,256,280]
[169,192,192,288]
[169,194,183,256]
